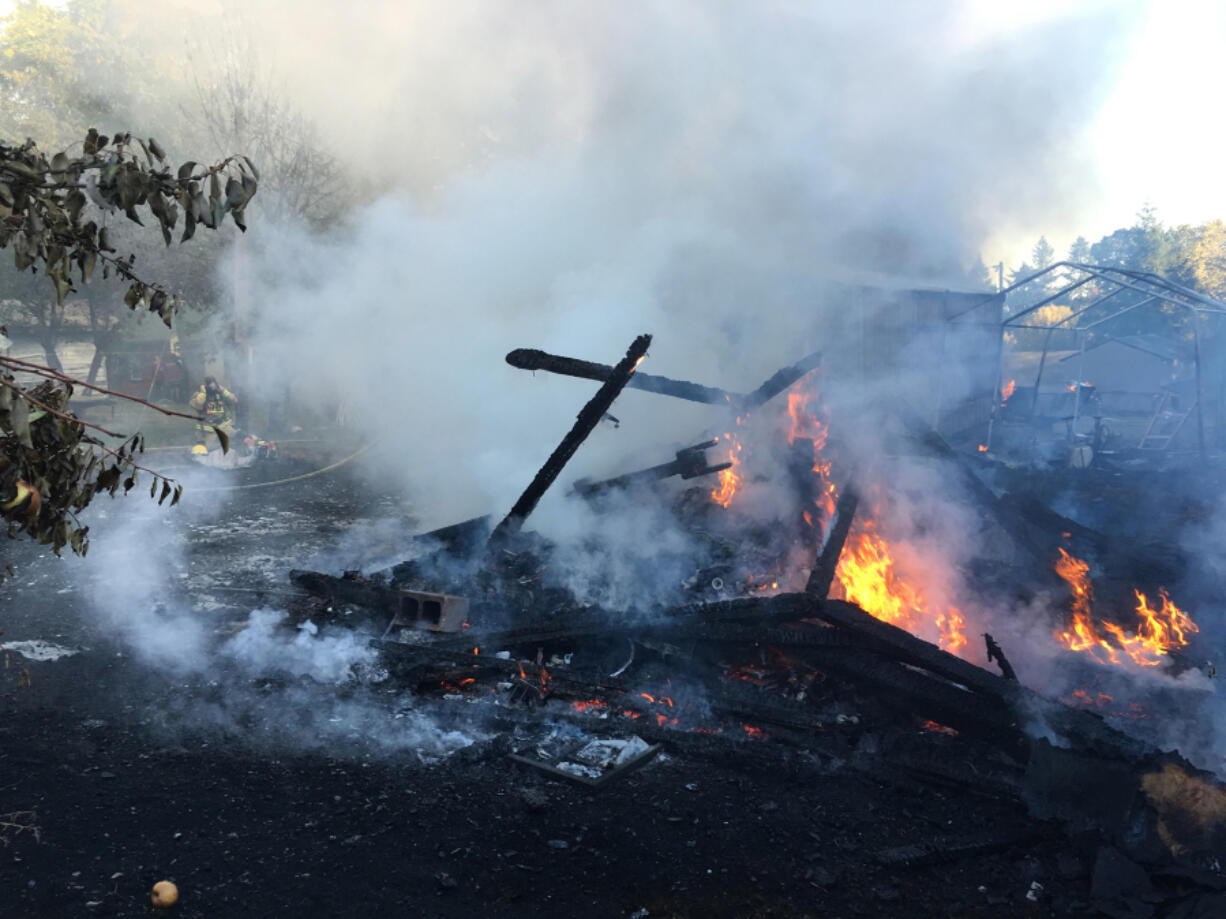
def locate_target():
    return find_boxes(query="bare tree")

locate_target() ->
[186,32,347,227]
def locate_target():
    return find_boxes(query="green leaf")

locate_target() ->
[170,486,182,507]
[214,426,229,454]
[148,138,166,162]
[158,480,172,505]
[178,161,196,181]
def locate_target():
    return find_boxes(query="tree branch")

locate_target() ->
[0,356,207,424]
[0,377,126,438]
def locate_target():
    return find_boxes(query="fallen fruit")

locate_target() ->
[151,880,178,908]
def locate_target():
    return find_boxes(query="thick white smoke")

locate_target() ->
[33,1,1197,761]
[237,0,1140,524]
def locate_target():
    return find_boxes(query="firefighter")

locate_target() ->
[190,376,238,449]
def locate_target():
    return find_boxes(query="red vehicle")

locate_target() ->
[104,341,188,403]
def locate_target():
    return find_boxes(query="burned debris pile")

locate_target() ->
[291,332,1226,912]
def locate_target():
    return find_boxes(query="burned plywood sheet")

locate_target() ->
[509,735,662,788]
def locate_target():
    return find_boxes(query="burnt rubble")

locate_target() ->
[289,332,1226,915]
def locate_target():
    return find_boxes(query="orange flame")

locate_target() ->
[978,444,988,453]
[1052,549,1198,667]
[1001,379,1016,404]
[710,434,742,507]
[833,519,968,654]
[787,387,838,518]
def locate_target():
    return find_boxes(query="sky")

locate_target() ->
[1,0,1224,279]
[979,0,1226,270]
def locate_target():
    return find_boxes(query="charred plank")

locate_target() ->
[806,486,859,598]
[741,350,822,409]
[571,439,731,498]
[489,334,652,545]
[506,345,730,405]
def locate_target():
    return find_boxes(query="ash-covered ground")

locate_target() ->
[0,459,1207,918]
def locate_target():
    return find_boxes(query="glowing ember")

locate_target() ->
[1000,379,1016,404]
[920,720,958,736]
[571,699,608,713]
[742,724,767,739]
[978,444,988,452]
[1052,549,1198,667]
[1061,689,1149,719]
[833,519,968,654]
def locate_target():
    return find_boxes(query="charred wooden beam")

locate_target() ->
[288,569,399,614]
[571,439,732,498]
[506,345,731,405]
[489,334,652,546]
[812,597,1011,700]
[806,486,859,598]
[741,350,822,410]
[507,347,821,411]
[800,645,1022,746]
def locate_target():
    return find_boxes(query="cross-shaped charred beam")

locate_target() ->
[488,334,652,546]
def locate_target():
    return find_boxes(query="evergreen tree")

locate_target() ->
[1031,236,1055,271]
[1068,236,1091,264]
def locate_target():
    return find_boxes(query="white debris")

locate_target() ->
[573,735,650,769]
[554,762,603,780]
[1,640,81,661]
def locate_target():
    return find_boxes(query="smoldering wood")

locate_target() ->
[571,438,732,498]
[799,645,1022,745]
[984,633,1018,682]
[740,350,822,410]
[288,569,399,615]
[805,486,859,598]
[489,334,652,546]
[506,345,732,405]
